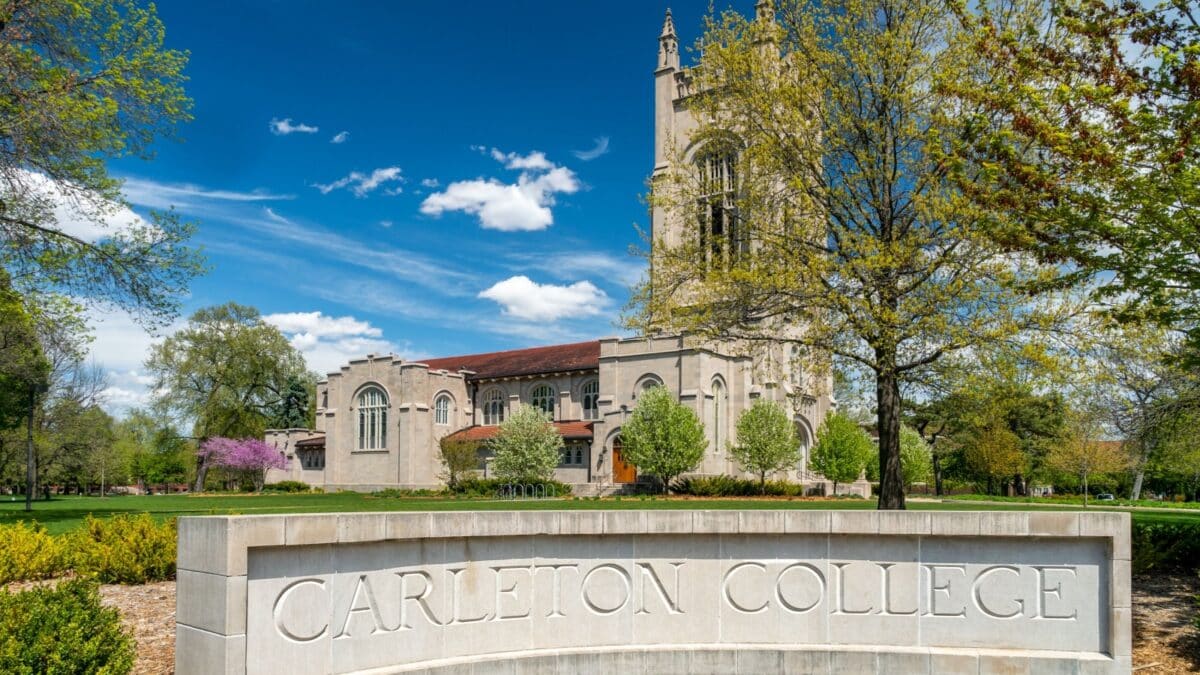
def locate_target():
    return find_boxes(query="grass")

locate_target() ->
[2,492,1197,535]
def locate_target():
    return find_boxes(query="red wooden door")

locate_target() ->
[612,438,637,484]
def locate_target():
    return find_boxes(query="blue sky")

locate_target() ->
[90,1,758,411]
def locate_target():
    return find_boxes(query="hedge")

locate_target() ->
[0,579,136,674]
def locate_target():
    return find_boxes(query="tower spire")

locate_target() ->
[756,0,775,23]
[658,8,679,71]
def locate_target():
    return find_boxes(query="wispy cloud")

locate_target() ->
[263,311,410,373]
[314,166,403,197]
[573,136,610,161]
[420,149,579,231]
[330,131,350,144]
[269,117,319,135]
[121,177,294,210]
[420,178,440,189]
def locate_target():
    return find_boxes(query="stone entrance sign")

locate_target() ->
[176,510,1130,674]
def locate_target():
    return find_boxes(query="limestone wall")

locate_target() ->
[176,510,1130,674]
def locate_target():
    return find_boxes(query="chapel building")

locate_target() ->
[266,4,842,494]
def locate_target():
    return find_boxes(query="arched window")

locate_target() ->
[434,394,451,425]
[697,149,743,267]
[482,389,505,426]
[711,379,727,451]
[357,387,388,450]
[531,384,556,419]
[634,376,663,399]
[581,380,599,420]
[790,345,805,388]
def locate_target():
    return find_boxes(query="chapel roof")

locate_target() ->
[419,340,600,380]
[444,421,595,444]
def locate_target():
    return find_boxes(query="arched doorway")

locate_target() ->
[611,436,637,484]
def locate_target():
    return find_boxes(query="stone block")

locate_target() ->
[830,510,877,534]
[783,510,830,534]
[979,652,1031,675]
[1029,512,1080,537]
[878,650,931,674]
[979,512,1029,537]
[737,510,785,534]
[337,513,388,543]
[175,625,246,675]
[386,512,434,540]
[558,511,604,535]
[828,648,877,674]
[931,511,981,536]
[176,570,245,635]
[1112,606,1132,657]
[1081,512,1130,561]
[689,647,737,673]
[1111,560,1131,609]
[735,648,783,673]
[877,511,930,535]
[602,509,646,534]
[285,514,337,546]
[645,509,693,533]
[930,651,978,674]
[693,510,738,533]
[781,648,830,674]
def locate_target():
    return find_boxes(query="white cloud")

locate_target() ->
[264,311,404,374]
[489,149,554,171]
[270,118,319,135]
[420,178,440,188]
[13,171,150,243]
[573,136,611,161]
[314,166,404,197]
[84,309,183,415]
[379,220,393,228]
[478,275,608,321]
[330,131,350,144]
[420,149,579,231]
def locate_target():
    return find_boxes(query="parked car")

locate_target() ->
[1095,493,1115,501]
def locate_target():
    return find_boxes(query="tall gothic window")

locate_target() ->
[482,389,505,426]
[581,380,599,420]
[790,345,805,388]
[531,385,555,419]
[434,394,451,425]
[711,379,727,451]
[357,387,388,451]
[697,150,743,267]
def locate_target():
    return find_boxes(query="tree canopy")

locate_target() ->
[0,0,202,324]
[621,386,707,491]
[729,399,798,491]
[810,412,873,495]
[490,404,562,483]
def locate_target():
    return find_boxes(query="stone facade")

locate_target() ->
[265,6,852,494]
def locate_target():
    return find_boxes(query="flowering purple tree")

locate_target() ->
[198,437,288,492]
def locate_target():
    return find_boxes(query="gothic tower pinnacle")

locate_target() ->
[658,9,679,72]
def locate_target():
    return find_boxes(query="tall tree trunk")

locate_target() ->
[876,362,905,510]
[1130,442,1152,501]
[933,452,944,496]
[192,455,208,493]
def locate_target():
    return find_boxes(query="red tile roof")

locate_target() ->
[445,421,594,443]
[419,340,600,380]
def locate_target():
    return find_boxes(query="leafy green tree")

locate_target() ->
[628,0,1075,509]
[964,417,1026,496]
[0,275,48,433]
[867,425,933,490]
[438,436,480,490]
[944,0,1200,364]
[621,386,707,492]
[271,374,316,429]
[490,404,562,483]
[810,412,873,496]
[729,400,798,493]
[145,303,308,491]
[0,0,201,324]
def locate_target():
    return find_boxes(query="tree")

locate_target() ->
[0,274,48,433]
[271,375,316,429]
[620,386,707,492]
[490,404,562,483]
[198,437,286,492]
[438,436,479,490]
[729,399,798,493]
[146,303,308,491]
[628,0,1074,509]
[869,425,933,490]
[943,0,1200,364]
[1046,415,1131,506]
[963,417,1026,496]
[0,0,201,325]
[810,412,873,496]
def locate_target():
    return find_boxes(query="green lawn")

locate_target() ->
[2,492,1196,535]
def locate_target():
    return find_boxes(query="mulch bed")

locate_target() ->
[73,571,1200,673]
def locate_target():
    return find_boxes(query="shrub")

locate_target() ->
[0,522,66,585]
[1131,518,1200,574]
[672,475,808,497]
[371,487,444,498]
[68,514,176,584]
[810,412,873,494]
[0,579,136,674]
[439,436,481,489]
[454,477,571,497]
[263,480,313,493]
